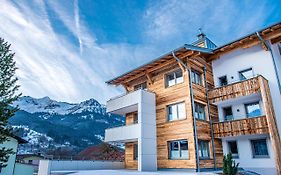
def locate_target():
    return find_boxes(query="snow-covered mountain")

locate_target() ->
[13,96,107,115]
[10,96,124,155]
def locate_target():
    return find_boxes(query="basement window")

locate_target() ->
[167,102,186,121]
[169,140,189,159]
[165,69,183,87]
[227,141,239,158]
[251,139,269,158]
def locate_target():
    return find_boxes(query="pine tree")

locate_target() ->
[0,38,21,168]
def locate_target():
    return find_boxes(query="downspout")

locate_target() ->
[256,32,281,92]
[203,67,217,170]
[172,51,200,172]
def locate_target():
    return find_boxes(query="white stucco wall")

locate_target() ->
[106,90,157,171]
[0,137,18,175]
[212,44,281,137]
[217,94,264,121]
[222,135,276,175]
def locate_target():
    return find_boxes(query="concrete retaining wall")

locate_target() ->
[38,160,124,175]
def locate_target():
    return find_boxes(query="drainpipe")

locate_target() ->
[203,67,217,170]
[172,51,200,172]
[256,32,281,92]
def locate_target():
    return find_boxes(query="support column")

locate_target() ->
[137,91,157,171]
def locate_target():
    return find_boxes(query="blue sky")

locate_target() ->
[1,0,281,103]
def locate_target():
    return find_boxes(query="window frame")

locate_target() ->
[198,140,210,159]
[191,70,203,86]
[194,102,206,121]
[133,144,138,160]
[227,140,239,159]
[245,101,262,118]
[251,139,269,159]
[168,139,189,160]
[167,102,186,121]
[134,82,147,91]
[238,68,254,81]
[223,106,233,121]
[218,75,228,86]
[165,69,184,88]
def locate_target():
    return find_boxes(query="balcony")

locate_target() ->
[212,115,269,138]
[208,76,264,104]
[104,124,140,143]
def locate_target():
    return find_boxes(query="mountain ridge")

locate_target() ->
[9,96,124,155]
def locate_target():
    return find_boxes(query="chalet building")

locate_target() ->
[104,22,281,175]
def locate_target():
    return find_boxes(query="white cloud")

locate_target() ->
[0,0,161,103]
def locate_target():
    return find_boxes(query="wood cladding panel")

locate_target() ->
[208,76,260,103]
[121,52,222,169]
[212,116,269,138]
[258,77,281,175]
[125,142,137,170]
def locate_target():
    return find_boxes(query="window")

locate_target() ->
[251,139,269,158]
[133,144,138,160]
[191,70,202,85]
[223,106,233,121]
[169,140,189,159]
[28,160,33,164]
[227,141,239,158]
[194,102,206,120]
[165,70,183,87]
[245,102,261,118]
[198,140,210,159]
[218,76,228,86]
[167,102,186,121]
[239,68,253,81]
[133,113,138,124]
[134,82,147,91]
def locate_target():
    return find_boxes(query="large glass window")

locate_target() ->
[195,102,206,120]
[191,70,202,85]
[167,102,186,121]
[245,102,261,118]
[198,140,210,159]
[169,140,188,159]
[166,70,183,87]
[251,139,269,158]
[134,82,147,91]
[218,76,228,86]
[223,106,233,121]
[227,141,239,158]
[133,113,138,124]
[239,68,253,80]
[133,144,138,160]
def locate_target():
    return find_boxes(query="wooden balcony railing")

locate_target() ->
[208,76,262,103]
[212,115,268,138]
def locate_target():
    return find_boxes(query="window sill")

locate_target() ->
[166,118,187,123]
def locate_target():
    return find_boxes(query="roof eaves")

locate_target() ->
[214,21,281,51]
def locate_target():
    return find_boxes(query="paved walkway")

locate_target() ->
[52,170,218,175]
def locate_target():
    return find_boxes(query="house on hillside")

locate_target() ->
[0,135,30,175]
[104,22,281,175]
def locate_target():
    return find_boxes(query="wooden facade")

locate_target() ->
[212,115,269,138]
[106,22,281,173]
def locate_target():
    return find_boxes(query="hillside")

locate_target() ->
[9,96,124,155]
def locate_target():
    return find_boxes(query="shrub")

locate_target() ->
[223,153,239,175]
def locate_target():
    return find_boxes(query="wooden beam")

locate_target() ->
[145,73,153,84]
[271,35,281,44]
[122,83,129,92]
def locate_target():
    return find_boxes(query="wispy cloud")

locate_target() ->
[0,0,279,103]
[0,0,158,103]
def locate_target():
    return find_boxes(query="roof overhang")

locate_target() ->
[106,45,213,85]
